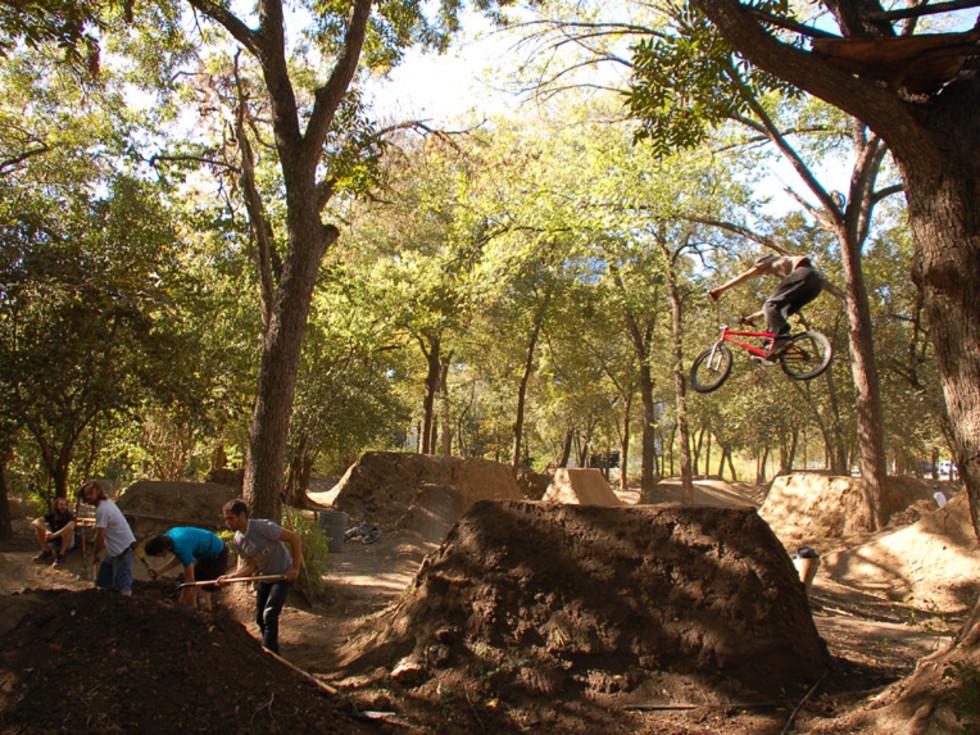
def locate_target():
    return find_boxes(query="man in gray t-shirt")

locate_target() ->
[218,499,302,654]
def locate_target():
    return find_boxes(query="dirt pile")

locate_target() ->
[542,468,621,506]
[116,481,238,537]
[326,452,523,542]
[339,501,830,730]
[0,587,366,734]
[759,474,943,552]
[822,490,980,611]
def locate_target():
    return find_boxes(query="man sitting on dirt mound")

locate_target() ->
[31,496,76,569]
[80,480,137,597]
[217,499,302,654]
[144,527,229,611]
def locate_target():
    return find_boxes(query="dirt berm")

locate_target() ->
[339,501,831,721]
[326,451,523,542]
[0,586,367,734]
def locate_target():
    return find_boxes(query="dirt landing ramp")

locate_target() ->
[760,474,949,552]
[116,481,238,537]
[542,468,621,506]
[328,452,522,542]
[822,491,980,611]
[341,501,830,719]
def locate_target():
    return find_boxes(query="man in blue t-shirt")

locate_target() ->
[145,527,229,610]
[217,498,302,654]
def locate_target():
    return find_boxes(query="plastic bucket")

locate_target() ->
[318,511,348,553]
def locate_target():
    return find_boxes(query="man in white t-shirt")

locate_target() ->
[80,480,137,596]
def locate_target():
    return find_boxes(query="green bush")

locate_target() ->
[282,507,331,600]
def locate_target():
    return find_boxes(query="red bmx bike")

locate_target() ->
[689,308,833,393]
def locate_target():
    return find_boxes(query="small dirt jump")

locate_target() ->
[541,468,621,506]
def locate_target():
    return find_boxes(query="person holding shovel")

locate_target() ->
[80,480,137,596]
[145,527,229,611]
[217,498,302,654]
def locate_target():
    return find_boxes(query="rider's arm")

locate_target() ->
[708,265,761,301]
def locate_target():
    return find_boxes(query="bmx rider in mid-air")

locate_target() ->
[708,253,824,361]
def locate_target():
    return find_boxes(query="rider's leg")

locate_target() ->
[763,268,823,354]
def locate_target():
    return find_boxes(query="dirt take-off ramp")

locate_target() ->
[339,500,830,724]
[322,451,524,542]
[542,468,622,506]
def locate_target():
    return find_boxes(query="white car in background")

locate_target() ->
[939,460,958,479]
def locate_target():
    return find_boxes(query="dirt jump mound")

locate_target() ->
[341,501,830,726]
[328,452,523,542]
[0,587,365,734]
[760,474,952,552]
[116,481,238,537]
[542,468,621,506]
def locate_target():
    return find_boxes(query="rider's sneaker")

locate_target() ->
[765,336,791,359]
[750,354,779,367]
[33,549,54,563]
[51,554,65,569]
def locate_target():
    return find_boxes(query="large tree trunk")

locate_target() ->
[668,274,695,503]
[905,127,980,543]
[418,333,441,455]
[244,215,335,519]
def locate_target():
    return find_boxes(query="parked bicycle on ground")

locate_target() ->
[689,306,832,393]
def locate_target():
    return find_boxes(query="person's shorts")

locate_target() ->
[47,533,76,553]
[96,549,134,593]
[194,547,229,591]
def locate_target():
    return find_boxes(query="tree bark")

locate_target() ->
[512,318,542,469]
[668,271,695,503]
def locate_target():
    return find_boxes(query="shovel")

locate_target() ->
[176,574,287,590]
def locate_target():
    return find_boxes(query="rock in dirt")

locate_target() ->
[341,500,831,709]
[0,587,367,734]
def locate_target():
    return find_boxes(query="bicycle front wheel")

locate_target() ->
[780,331,832,380]
[690,344,733,393]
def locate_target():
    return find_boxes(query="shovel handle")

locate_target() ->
[177,574,287,589]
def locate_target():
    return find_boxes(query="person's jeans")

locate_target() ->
[95,549,134,593]
[763,267,823,339]
[255,579,292,653]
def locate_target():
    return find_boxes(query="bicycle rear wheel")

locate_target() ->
[780,331,832,380]
[690,344,733,393]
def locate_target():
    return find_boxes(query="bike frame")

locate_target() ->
[708,326,775,361]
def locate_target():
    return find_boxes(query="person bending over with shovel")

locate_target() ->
[145,527,229,611]
[217,499,302,654]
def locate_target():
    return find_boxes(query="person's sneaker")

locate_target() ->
[33,549,54,563]
[749,354,779,367]
[52,555,65,569]
[765,336,791,359]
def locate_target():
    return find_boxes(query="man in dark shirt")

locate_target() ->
[31,496,76,568]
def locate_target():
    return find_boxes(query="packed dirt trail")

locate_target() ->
[1,458,975,733]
